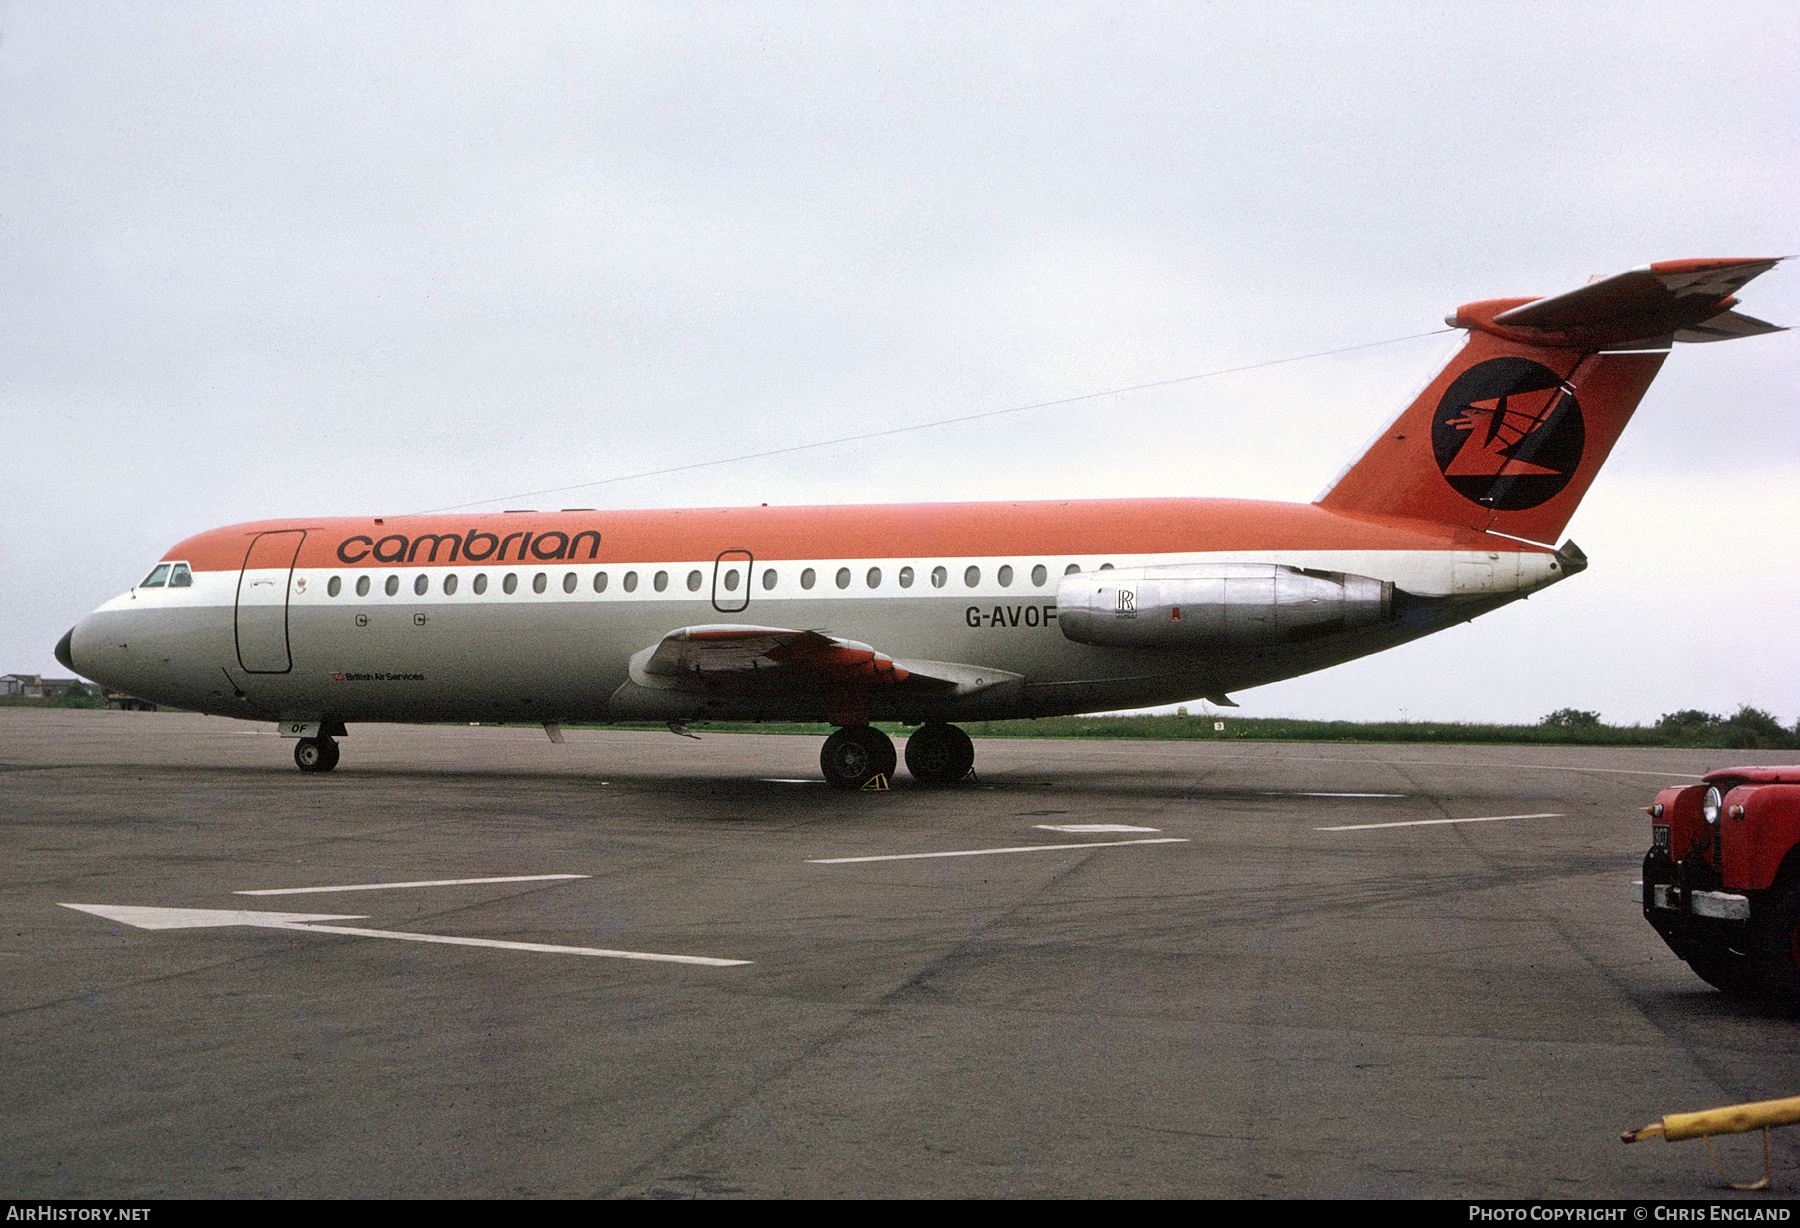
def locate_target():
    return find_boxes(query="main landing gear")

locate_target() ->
[903,721,975,786]
[294,737,340,773]
[820,725,896,789]
[819,722,975,789]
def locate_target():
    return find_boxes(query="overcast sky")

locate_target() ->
[3,2,1795,726]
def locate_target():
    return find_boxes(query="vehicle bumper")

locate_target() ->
[1635,880,1752,921]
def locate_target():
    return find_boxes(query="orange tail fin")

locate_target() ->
[1317,258,1785,544]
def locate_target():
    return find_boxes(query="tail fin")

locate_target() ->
[1316,258,1785,544]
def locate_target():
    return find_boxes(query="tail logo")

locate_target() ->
[1431,357,1585,510]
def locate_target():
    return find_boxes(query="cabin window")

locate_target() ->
[653,571,668,592]
[168,563,192,588]
[1099,563,1114,571]
[1064,563,1080,576]
[722,568,740,592]
[800,568,816,590]
[356,575,371,597]
[931,566,947,589]
[997,565,1013,588]
[503,573,518,595]
[866,567,882,589]
[414,574,429,596]
[140,564,171,588]
[532,572,547,594]
[562,572,577,594]
[623,571,638,592]
[964,566,980,588]
[686,569,703,592]
[328,576,342,597]
[473,574,488,595]
[1031,564,1047,587]
[762,569,777,590]
[443,574,459,595]
[835,567,851,590]
[594,571,608,593]
[899,566,914,589]
[385,575,399,597]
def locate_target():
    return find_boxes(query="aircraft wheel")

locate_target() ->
[294,737,340,773]
[904,721,974,785]
[820,725,896,790]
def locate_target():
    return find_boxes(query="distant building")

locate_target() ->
[2,674,83,698]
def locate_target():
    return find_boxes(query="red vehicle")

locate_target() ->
[1642,767,1800,997]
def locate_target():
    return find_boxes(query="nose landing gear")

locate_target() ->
[294,737,340,773]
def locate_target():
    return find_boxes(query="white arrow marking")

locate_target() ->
[63,903,367,928]
[236,874,590,896]
[59,903,750,967]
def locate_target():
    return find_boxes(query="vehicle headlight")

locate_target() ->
[1702,786,1723,826]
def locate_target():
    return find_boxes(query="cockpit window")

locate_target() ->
[140,564,171,588]
[168,563,192,588]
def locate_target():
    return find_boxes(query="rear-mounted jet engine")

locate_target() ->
[1057,563,1395,649]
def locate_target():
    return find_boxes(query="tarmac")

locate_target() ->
[5,707,1800,1199]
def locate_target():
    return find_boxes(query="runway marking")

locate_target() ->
[1315,812,1561,832]
[1034,823,1161,833]
[1068,747,1702,779]
[65,903,365,928]
[808,838,1188,864]
[58,903,751,967]
[1263,791,1404,798]
[236,874,590,896]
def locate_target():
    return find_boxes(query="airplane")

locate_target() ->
[56,257,1786,788]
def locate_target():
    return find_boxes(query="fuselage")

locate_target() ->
[62,495,1566,728]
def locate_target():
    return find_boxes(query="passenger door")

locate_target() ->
[236,530,305,672]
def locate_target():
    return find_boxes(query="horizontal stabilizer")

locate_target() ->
[1673,309,1786,344]
[1453,257,1787,349]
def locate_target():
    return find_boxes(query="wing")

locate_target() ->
[627,624,1019,699]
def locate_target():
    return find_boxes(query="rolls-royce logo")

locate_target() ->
[1115,588,1137,619]
[1432,357,1585,511]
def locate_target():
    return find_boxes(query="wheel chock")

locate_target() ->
[861,774,890,791]
[1622,1094,1800,1190]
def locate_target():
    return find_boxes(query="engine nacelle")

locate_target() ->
[1057,563,1394,650]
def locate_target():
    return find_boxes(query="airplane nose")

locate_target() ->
[55,626,77,674]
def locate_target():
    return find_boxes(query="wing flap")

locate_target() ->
[633,624,910,688]
[628,626,1021,702]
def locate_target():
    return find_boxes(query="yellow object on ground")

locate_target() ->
[1621,1095,1800,1189]
[1623,1095,1800,1144]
